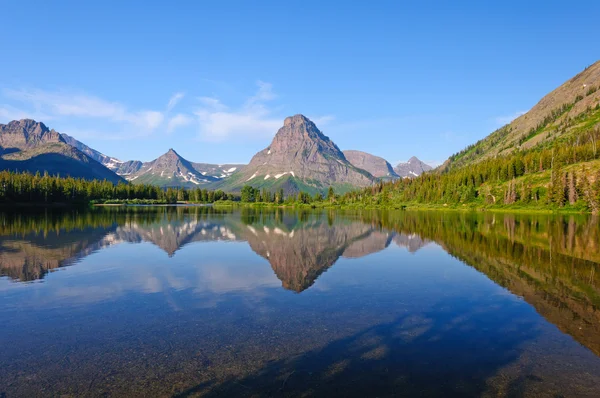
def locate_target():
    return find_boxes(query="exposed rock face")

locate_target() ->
[0,119,63,150]
[60,133,110,163]
[225,115,375,194]
[343,150,398,179]
[0,119,123,183]
[126,149,217,187]
[394,156,433,178]
[59,133,148,177]
[108,160,143,176]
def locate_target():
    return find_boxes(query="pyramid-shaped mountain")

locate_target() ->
[394,156,433,178]
[219,115,375,194]
[126,149,218,187]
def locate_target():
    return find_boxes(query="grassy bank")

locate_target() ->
[212,199,592,214]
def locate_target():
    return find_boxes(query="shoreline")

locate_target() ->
[0,201,594,215]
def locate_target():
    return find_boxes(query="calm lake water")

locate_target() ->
[1,207,600,397]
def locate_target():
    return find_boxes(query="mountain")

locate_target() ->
[58,133,143,176]
[443,60,600,171]
[106,159,144,176]
[125,149,218,187]
[0,119,64,150]
[216,115,375,194]
[60,133,111,164]
[60,126,245,186]
[343,150,399,179]
[191,163,245,179]
[393,156,433,178]
[0,120,123,183]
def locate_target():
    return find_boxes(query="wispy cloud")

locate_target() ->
[494,110,527,126]
[1,84,334,143]
[2,88,164,131]
[194,81,282,142]
[0,104,53,122]
[310,115,335,126]
[167,113,193,134]
[166,92,185,112]
[197,96,227,112]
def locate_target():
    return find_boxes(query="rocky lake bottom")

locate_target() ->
[1,206,600,397]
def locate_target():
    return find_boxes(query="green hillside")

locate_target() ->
[443,61,600,171]
[335,61,600,213]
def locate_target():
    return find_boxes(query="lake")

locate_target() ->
[1,206,600,397]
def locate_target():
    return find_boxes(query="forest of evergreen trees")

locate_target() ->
[2,101,599,213]
[336,112,600,213]
[0,170,237,205]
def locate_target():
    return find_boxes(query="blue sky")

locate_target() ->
[1,1,598,166]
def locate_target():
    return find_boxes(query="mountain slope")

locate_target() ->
[59,133,143,176]
[0,142,124,183]
[216,115,375,194]
[394,156,433,178]
[126,149,218,187]
[444,60,600,171]
[0,120,124,183]
[60,133,110,164]
[190,163,245,179]
[343,150,398,179]
[62,130,246,183]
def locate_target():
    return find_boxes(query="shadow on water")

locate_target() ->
[174,297,538,398]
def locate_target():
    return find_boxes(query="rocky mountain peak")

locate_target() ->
[8,119,50,134]
[1,119,64,150]
[222,115,374,194]
[283,114,311,127]
[125,148,217,187]
[268,114,344,160]
[394,156,433,178]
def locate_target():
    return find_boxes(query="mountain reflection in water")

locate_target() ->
[1,207,599,397]
[0,207,430,291]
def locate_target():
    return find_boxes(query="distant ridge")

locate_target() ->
[394,156,433,178]
[343,150,399,179]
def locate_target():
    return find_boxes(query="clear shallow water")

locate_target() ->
[1,207,600,397]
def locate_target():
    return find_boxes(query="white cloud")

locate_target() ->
[248,80,276,103]
[310,115,335,126]
[494,110,527,126]
[167,113,193,134]
[198,96,227,111]
[194,81,283,142]
[166,92,185,112]
[0,104,50,122]
[2,88,164,131]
